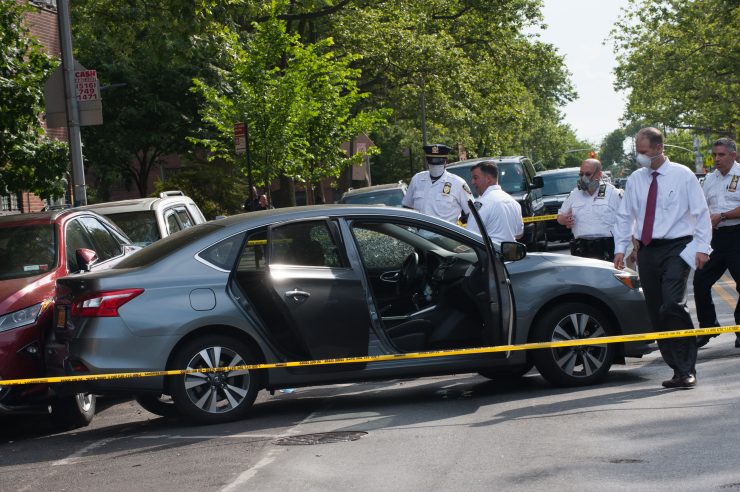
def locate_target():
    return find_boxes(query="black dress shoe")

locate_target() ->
[662,374,696,389]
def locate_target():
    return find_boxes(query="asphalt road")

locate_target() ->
[1,244,737,492]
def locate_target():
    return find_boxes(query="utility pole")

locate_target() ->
[58,0,87,205]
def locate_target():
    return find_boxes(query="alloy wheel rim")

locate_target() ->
[549,312,607,378]
[76,393,94,412]
[184,346,251,414]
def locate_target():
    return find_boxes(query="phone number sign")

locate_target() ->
[75,70,100,102]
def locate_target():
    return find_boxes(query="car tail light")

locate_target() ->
[71,289,144,317]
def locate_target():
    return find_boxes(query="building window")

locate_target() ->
[1,191,20,213]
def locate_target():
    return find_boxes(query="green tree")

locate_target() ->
[192,14,388,207]
[0,0,68,199]
[611,0,739,139]
[71,0,208,200]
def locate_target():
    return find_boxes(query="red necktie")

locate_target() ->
[641,171,659,245]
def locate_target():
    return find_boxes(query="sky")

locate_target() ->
[538,0,632,144]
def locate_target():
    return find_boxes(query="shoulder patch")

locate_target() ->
[474,201,483,210]
[463,183,472,195]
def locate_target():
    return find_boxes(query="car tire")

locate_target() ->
[170,335,261,425]
[135,394,180,418]
[531,302,616,387]
[478,362,534,380]
[49,393,96,430]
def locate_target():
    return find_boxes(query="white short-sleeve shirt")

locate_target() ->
[466,185,524,243]
[701,162,740,228]
[558,182,622,239]
[402,170,473,223]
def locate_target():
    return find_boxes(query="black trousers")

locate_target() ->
[692,225,740,335]
[570,237,615,262]
[637,236,697,377]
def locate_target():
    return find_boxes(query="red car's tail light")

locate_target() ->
[71,289,144,317]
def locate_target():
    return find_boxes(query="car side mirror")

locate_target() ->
[532,176,544,189]
[75,248,98,272]
[501,242,526,262]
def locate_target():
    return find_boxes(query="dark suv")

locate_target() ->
[446,156,547,250]
[536,167,580,243]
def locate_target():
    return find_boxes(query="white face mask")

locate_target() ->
[636,152,660,168]
[428,164,445,178]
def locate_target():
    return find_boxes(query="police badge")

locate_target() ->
[442,182,451,195]
[729,174,738,192]
[474,201,483,210]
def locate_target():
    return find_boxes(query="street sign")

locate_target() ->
[44,62,103,128]
[234,122,246,154]
[75,69,100,102]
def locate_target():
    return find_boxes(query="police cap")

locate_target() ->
[424,143,451,165]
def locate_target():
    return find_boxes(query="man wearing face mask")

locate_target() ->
[557,158,622,261]
[402,144,473,224]
[614,127,712,389]
[693,137,740,349]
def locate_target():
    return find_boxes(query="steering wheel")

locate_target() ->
[398,251,424,298]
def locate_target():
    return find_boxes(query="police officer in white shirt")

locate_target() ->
[614,127,712,389]
[403,144,473,224]
[466,160,524,243]
[557,158,622,261]
[693,137,740,348]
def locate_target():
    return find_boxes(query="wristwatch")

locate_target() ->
[720,212,727,222]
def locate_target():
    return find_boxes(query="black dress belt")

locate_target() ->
[716,223,740,233]
[638,235,692,248]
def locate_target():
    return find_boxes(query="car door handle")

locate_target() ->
[285,289,311,303]
[380,271,400,283]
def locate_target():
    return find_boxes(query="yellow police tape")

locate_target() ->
[523,214,558,224]
[1,325,738,387]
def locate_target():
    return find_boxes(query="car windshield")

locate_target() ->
[104,211,160,247]
[447,161,526,196]
[342,189,404,206]
[0,224,57,280]
[541,173,579,196]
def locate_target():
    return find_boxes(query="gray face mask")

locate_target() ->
[577,176,599,194]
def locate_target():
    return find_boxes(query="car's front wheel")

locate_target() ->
[49,392,96,429]
[532,303,616,387]
[170,335,261,425]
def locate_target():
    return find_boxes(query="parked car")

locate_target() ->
[446,156,548,251]
[0,209,138,428]
[339,181,407,206]
[536,167,581,243]
[80,191,206,247]
[54,204,652,425]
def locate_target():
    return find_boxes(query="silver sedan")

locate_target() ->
[52,205,652,424]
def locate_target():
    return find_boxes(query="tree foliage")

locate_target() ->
[71,0,209,199]
[611,0,739,139]
[0,0,68,199]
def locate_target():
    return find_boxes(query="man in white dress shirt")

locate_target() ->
[557,158,622,261]
[614,127,712,389]
[693,138,740,348]
[466,160,524,243]
[402,144,473,224]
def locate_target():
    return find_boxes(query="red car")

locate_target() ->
[0,209,138,428]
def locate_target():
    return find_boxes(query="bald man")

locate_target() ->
[557,158,622,261]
